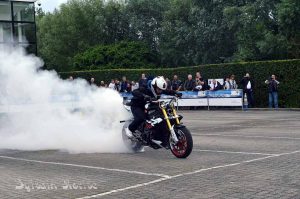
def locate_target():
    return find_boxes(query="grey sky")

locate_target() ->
[38,0,68,13]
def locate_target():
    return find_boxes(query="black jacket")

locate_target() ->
[183,80,196,91]
[267,79,279,92]
[130,87,177,108]
[138,78,148,89]
[240,77,254,92]
[171,80,182,91]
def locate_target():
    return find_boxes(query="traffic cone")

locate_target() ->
[243,93,248,111]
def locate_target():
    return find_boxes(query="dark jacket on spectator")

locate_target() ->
[240,77,254,92]
[194,78,208,91]
[183,79,196,91]
[171,80,182,91]
[114,82,120,91]
[120,81,128,92]
[267,79,279,93]
[138,78,148,89]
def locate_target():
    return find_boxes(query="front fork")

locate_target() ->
[161,107,180,144]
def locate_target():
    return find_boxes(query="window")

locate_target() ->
[19,43,37,55]
[0,1,12,21]
[13,2,34,22]
[13,23,36,43]
[0,22,12,43]
[0,1,37,54]
[26,43,37,54]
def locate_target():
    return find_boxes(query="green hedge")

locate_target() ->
[60,59,300,108]
[72,41,158,70]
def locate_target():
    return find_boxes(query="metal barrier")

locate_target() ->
[0,89,244,113]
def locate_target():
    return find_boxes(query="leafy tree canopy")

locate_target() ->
[36,0,300,71]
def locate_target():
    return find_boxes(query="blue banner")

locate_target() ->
[207,90,243,98]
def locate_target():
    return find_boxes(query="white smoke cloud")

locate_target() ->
[0,46,130,153]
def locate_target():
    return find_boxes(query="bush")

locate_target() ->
[72,41,159,70]
[60,59,300,108]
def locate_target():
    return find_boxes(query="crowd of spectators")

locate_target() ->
[67,72,248,93]
[68,71,280,108]
[76,72,241,93]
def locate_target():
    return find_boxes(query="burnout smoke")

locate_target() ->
[0,46,129,153]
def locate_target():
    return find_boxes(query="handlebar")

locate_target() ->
[159,96,178,108]
[145,96,178,110]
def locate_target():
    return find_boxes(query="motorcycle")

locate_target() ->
[120,97,193,158]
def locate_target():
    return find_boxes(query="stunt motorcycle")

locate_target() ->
[121,97,193,158]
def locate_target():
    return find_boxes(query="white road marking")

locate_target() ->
[196,134,300,140]
[0,155,170,178]
[173,150,300,178]
[193,149,277,156]
[77,150,300,198]
[76,177,170,199]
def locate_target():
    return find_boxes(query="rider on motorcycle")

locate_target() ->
[125,76,182,138]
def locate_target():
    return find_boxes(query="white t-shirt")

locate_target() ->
[246,81,251,89]
[131,83,139,91]
[108,83,115,89]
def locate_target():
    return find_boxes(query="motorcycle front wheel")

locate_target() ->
[170,127,193,158]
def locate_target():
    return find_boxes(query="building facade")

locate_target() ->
[0,0,36,54]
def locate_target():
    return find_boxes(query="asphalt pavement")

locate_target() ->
[0,110,299,199]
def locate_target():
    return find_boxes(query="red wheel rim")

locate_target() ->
[171,130,187,157]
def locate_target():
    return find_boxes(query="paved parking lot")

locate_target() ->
[0,110,300,199]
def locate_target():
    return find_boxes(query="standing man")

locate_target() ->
[265,74,280,109]
[240,73,255,107]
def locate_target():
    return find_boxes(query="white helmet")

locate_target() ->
[150,76,167,97]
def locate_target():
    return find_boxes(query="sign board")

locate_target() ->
[208,78,224,87]
[177,98,208,107]
[208,98,243,106]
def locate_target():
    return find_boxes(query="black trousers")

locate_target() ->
[245,90,254,107]
[128,106,147,132]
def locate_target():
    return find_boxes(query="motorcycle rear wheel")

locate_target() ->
[122,122,144,153]
[170,127,193,158]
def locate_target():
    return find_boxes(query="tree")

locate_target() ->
[36,0,298,71]
[223,0,288,61]
[73,41,158,70]
[277,0,300,58]
[38,0,108,71]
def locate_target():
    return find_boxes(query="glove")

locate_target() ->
[175,92,183,98]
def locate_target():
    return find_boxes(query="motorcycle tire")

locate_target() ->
[122,121,144,153]
[170,127,193,158]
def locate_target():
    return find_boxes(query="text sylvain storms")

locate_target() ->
[15,179,98,192]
